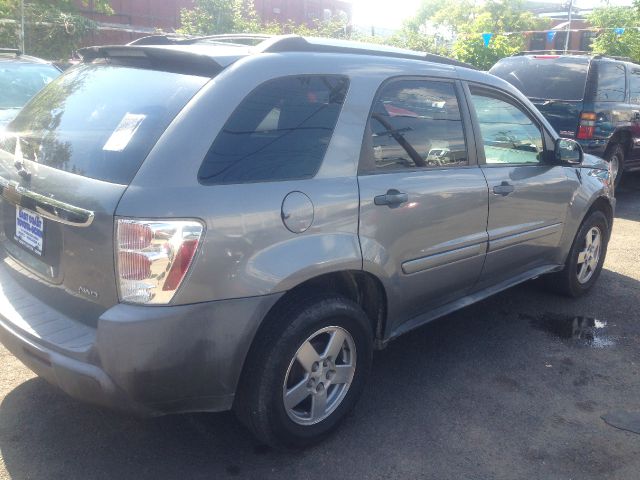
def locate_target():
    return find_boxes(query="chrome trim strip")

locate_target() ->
[0,176,95,228]
[402,242,486,275]
[488,223,562,252]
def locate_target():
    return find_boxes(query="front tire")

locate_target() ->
[545,210,610,297]
[234,294,373,449]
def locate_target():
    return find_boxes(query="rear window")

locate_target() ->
[198,75,349,185]
[0,62,60,109]
[490,56,589,101]
[2,63,209,184]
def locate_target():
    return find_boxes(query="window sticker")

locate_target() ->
[103,113,146,152]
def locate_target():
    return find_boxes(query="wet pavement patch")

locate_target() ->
[523,313,616,348]
[602,410,640,435]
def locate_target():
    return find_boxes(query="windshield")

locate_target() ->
[0,62,60,109]
[490,56,590,101]
[2,63,209,184]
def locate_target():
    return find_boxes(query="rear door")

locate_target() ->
[465,83,578,289]
[0,62,209,325]
[358,78,489,324]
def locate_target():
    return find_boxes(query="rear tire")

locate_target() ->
[606,143,625,188]
[544,210,609,297]
[234,294,373,449]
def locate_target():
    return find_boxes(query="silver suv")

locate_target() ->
[0,35,614,448]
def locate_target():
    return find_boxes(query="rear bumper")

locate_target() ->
[0,260,282,416]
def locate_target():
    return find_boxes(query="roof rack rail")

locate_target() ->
[128,35,190,46]
[187,34,275,46]
[128,34,475,69]
[515,50,591,56]
[255,35,476,69]
[515,50,635,62]
[0,48,20,56]
[129,33,274,47]
[593,54,634,62]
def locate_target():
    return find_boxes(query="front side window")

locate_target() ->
[470,90,544,165]
[595,62,626,102]
[361,79,468,172]
[198,75,349,185]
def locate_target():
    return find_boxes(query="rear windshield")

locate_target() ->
[1,63,209,184]
[490,56,589,101]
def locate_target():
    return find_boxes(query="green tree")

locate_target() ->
[453,34,521,69]
[0,0,112,59]
[588,6,640,62]
[178,0,350,38]
[178,0,260,35]
[409,0,548,68]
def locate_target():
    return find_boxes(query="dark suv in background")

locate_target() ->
[490,53,640,186]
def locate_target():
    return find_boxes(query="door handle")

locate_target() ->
[492,181,515,196]
[374,189,409,207]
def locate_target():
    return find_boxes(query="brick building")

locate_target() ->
[77,0,353,47]
[524,20,598,53]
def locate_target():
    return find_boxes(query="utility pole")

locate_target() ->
[20,0,25,54]
[564,0,574,53]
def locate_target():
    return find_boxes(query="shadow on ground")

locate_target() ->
[3,267,640,479]
[616,171,640,221]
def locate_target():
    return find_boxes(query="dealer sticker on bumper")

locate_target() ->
[15,206,44,256]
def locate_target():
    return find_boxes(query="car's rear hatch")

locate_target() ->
[489,55,590,138]
[0,53,215,326]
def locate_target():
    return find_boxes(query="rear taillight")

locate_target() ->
[116,219,204,304]
[577,112,597,140]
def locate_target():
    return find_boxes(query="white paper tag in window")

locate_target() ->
[103,113,146,152]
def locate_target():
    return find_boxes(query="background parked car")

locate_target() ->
[490,53,640,187]
[0,49,61,128]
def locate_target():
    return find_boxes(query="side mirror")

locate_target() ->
[555,138,583,164]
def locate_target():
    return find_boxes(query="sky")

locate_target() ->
[351,0,634,30]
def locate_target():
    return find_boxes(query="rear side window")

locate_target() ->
[2,64,208,184]
[595,62,626,102]
[198,75,349,185]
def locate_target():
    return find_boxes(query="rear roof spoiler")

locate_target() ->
[77,45,225,76]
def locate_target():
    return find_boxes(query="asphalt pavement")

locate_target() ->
[1,173,640,480]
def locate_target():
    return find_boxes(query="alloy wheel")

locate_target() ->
[283,326,357,426]
[576,226,602,284]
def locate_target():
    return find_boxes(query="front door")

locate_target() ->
[466,84,579,289]
[358,78,489,327]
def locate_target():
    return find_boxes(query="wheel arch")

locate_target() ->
[233,270,388,411]
[607,128,632,159]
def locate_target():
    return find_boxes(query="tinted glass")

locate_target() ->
[471,91,544,165]
[362,80,467,172]
[2,64,208,184]
[630,68,640,104]
[0,62,60,109]
[595,62,626,102]
[490,56,589,101]
[199,75,349,185]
